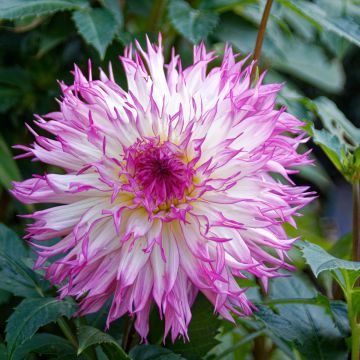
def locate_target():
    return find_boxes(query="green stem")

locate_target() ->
[57,317,78,349]
[216,329,265,359]
[148,0,166,31]
[34,275,80,354]
[350,182,360,360]
[353,181,360,262]
[263,298,323,306]
[344,271,359,360]
[352,324,360,360]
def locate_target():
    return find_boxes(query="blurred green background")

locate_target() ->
[0,1,360,359]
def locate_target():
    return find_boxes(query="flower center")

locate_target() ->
[125,139,193,207]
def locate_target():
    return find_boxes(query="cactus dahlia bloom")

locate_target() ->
[12,35,313,341]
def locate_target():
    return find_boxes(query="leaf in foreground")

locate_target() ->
[72,7,118,59]
[268,275,348,360]
[0,0,89,20]
[297,240,360,277]
[130,345,185,360]
[77,325,130,359]
[12,333,76,360]
[168,0,219,43]
[168,294,221,359]
[5,297,76,359]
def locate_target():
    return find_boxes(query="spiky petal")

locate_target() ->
[12,35,314,342]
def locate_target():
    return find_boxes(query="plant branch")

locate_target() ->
[216,329,265,359]
[57,317,78,349]
[148,0,166,31]
[253,0,273,63]
[353,181,360,262]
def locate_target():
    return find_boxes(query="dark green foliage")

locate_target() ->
[12,333,76,360]
[168,294,221,359]
[0,0,359,359]
[5,297,77,359]
[130,345,185,360]
[77,325,130,359]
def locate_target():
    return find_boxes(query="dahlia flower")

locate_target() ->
[12,35,313,341]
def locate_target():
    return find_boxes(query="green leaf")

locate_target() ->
[0,289,11,305]
[0,0,89,20]
[278,0,360,47]
[353,289,360,314]
[130,345,185,360]
[284,205,329,250]
[297,240,360,277]
[99,0,123,28]
[0,344,7,360]
[72,7,117,59]
[5,297,77,359]
[77,325,130,359]
[0,224,27,258]
[269,275,348,360]
[312,97,360,151]
[254,305,297,341]
[329,301,351,337]
[0,224,46,297]
[168,294,221,359]
[311,127,344,172]
[216,13,344,92]
[0,88,22,113]
[0,67,32,113]
[12,333,75,360]
[330,233,352,260]
[168,0,219,43]
[0,134,21,189]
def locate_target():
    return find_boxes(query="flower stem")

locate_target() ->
[353,181,360,262]
[57,317,78,349]
[216,329,265,359]
[148,0,166,31]
[253,0,273,63]
[351,181,360,360]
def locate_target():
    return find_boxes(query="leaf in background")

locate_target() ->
[0,88,22,113]
[294,163,332,192]
[312,97,360,151]
[304,97,360,181]
[311,127,344,172]
[72,7,118,59]
[297,240,360,278]
[168,294,221,359]
[168,0,219,43]
[330,233,352,260]
[283,205,329,250]
[77,325,130,359]
[0,344,6,360]
[0,224,47,297]
[269,275,348,360]
[254,305,297,342]
[5,297,77,360]
[278,0,360,47]
[329,301,352,338]
[0,289,11,306]
[0,0,89,20]
[0,135,21,189]
[130,345,185,360]
[0,223,27,258]
[216,13,344,93]
[0,67,32,113]
[12,333,76,360]
[99,0,123,29]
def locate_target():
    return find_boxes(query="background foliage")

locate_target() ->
[0,0,359,359]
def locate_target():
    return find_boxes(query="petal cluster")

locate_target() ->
[12,35,314,341]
